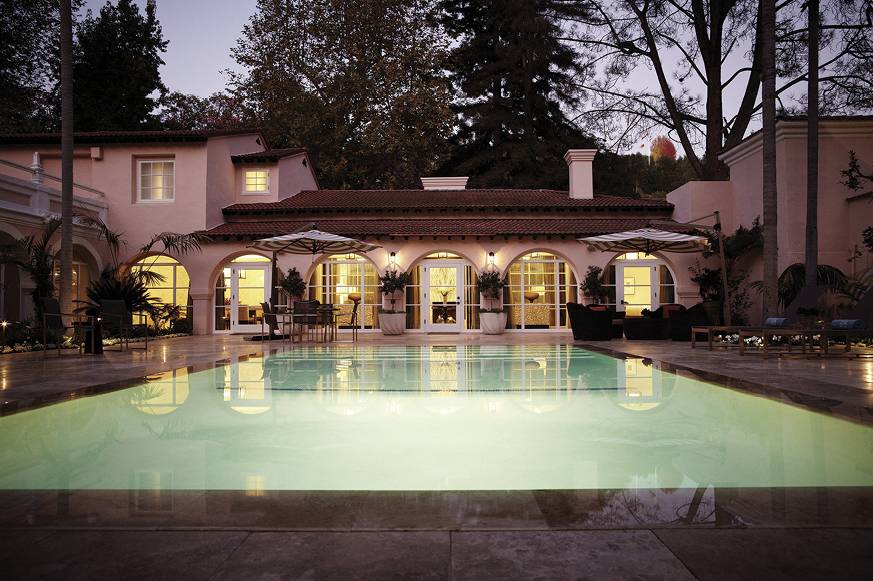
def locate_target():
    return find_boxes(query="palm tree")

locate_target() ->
[805,0,819,287]
[762,0,779,319]
[0,217,62,319]
[59,0,74,318]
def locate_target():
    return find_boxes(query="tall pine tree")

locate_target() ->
[438,0,594,189]
[73,0,167,131]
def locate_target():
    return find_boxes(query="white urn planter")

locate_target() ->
[379,313,406,335]
[480,312,507,335]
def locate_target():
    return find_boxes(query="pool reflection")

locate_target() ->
[1,345,872,530]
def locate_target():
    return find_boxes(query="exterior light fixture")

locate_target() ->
[488,252,495,266]
[389,252,396,267]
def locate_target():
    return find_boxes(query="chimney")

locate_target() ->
[564,149,596,199]
[421,177,468,190]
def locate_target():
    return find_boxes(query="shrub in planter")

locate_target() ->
[281,267,307,300]
[378,270,410,334]
[478,307,508,335]
[580,265,607,304]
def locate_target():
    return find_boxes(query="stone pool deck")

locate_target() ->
[1,332,872,580]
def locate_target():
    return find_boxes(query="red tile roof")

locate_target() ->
[0,128,266,144]
[202,219,692,238]
[232,148,309,163]
[223,190,674,213]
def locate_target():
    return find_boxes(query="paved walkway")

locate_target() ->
[1,332,872,580]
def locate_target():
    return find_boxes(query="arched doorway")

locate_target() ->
[307,254,379,331]
[505,252,576,330]
[214,254,272,333]
[407,252,477,332]
[602,253,676,316]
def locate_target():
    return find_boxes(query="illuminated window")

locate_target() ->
[131,256,191,324]
[246,475,267,496]
[244,169,269,195]
[138,160,174,201]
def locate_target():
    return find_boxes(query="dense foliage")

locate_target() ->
[73,0,167,131]
[231,0,454,189]
[437,0,596,189]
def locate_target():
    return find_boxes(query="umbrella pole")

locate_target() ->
[715,212,731,325]
[271,251,280,309]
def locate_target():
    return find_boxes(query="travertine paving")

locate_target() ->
[1,331,871,580]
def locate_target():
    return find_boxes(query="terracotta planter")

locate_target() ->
[379,313,406,335]
[480,312,507,335]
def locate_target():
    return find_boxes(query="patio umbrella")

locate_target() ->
[577,228,709,254]
[578,227,728,323]
[248,224,382,308]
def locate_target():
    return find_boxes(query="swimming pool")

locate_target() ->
[1,345,872,529]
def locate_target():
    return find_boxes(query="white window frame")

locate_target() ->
[137,159,175,202]
[243,168,270,195]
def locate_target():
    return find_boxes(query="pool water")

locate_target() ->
[1,345,871,496]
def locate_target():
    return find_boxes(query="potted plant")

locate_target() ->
[478,307,508,335]
[476,269,507,334]
[580,265,608,304]
[378,269,410,335]
[280,267,307,303]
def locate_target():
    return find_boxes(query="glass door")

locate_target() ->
[424,264,462,333]
[620,264,653,317]
[215,257,271,333]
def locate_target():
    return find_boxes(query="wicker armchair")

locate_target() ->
[669,301,723,341]
[566,302,613,341]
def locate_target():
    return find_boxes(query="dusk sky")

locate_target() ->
[84,0,258,98]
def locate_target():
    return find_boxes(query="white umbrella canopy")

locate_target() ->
[577,228,709,255]
[249,229,382,256]
[248,226,382,311]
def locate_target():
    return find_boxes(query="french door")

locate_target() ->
[215,262,271,333]
[423,263,463,333]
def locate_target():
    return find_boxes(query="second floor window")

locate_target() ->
[244,169,269,195]
[139,160,174,201]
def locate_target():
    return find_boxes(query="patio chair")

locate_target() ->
[566,302,612,341]
[623,304,685,340]
[260,302,290,341]
[692,285,828,350]
[291,300,319,343]
[41,297,92,358]
[669,300,723,341]
[740,286,873,358]
[99,299,149,351]
[333,301,359,342]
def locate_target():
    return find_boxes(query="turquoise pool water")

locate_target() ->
[1,345,872,494]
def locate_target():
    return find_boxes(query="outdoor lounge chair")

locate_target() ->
[669,300,723,341]
[99,299,148,351]
[691,285,828,350]
[623,304,685,340]
[739,286,873,359]
[41,297,92,358]
[566,302,612,341]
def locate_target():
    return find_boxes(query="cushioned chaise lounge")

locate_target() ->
[739,287,873,359]
[692,285,828,350]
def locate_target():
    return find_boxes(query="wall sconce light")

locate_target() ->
[488,252,495,266]
[389,252,396,267]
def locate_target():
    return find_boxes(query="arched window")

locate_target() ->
[505,252,576,330]
[132,255,192,324]
[308,254,379,330]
